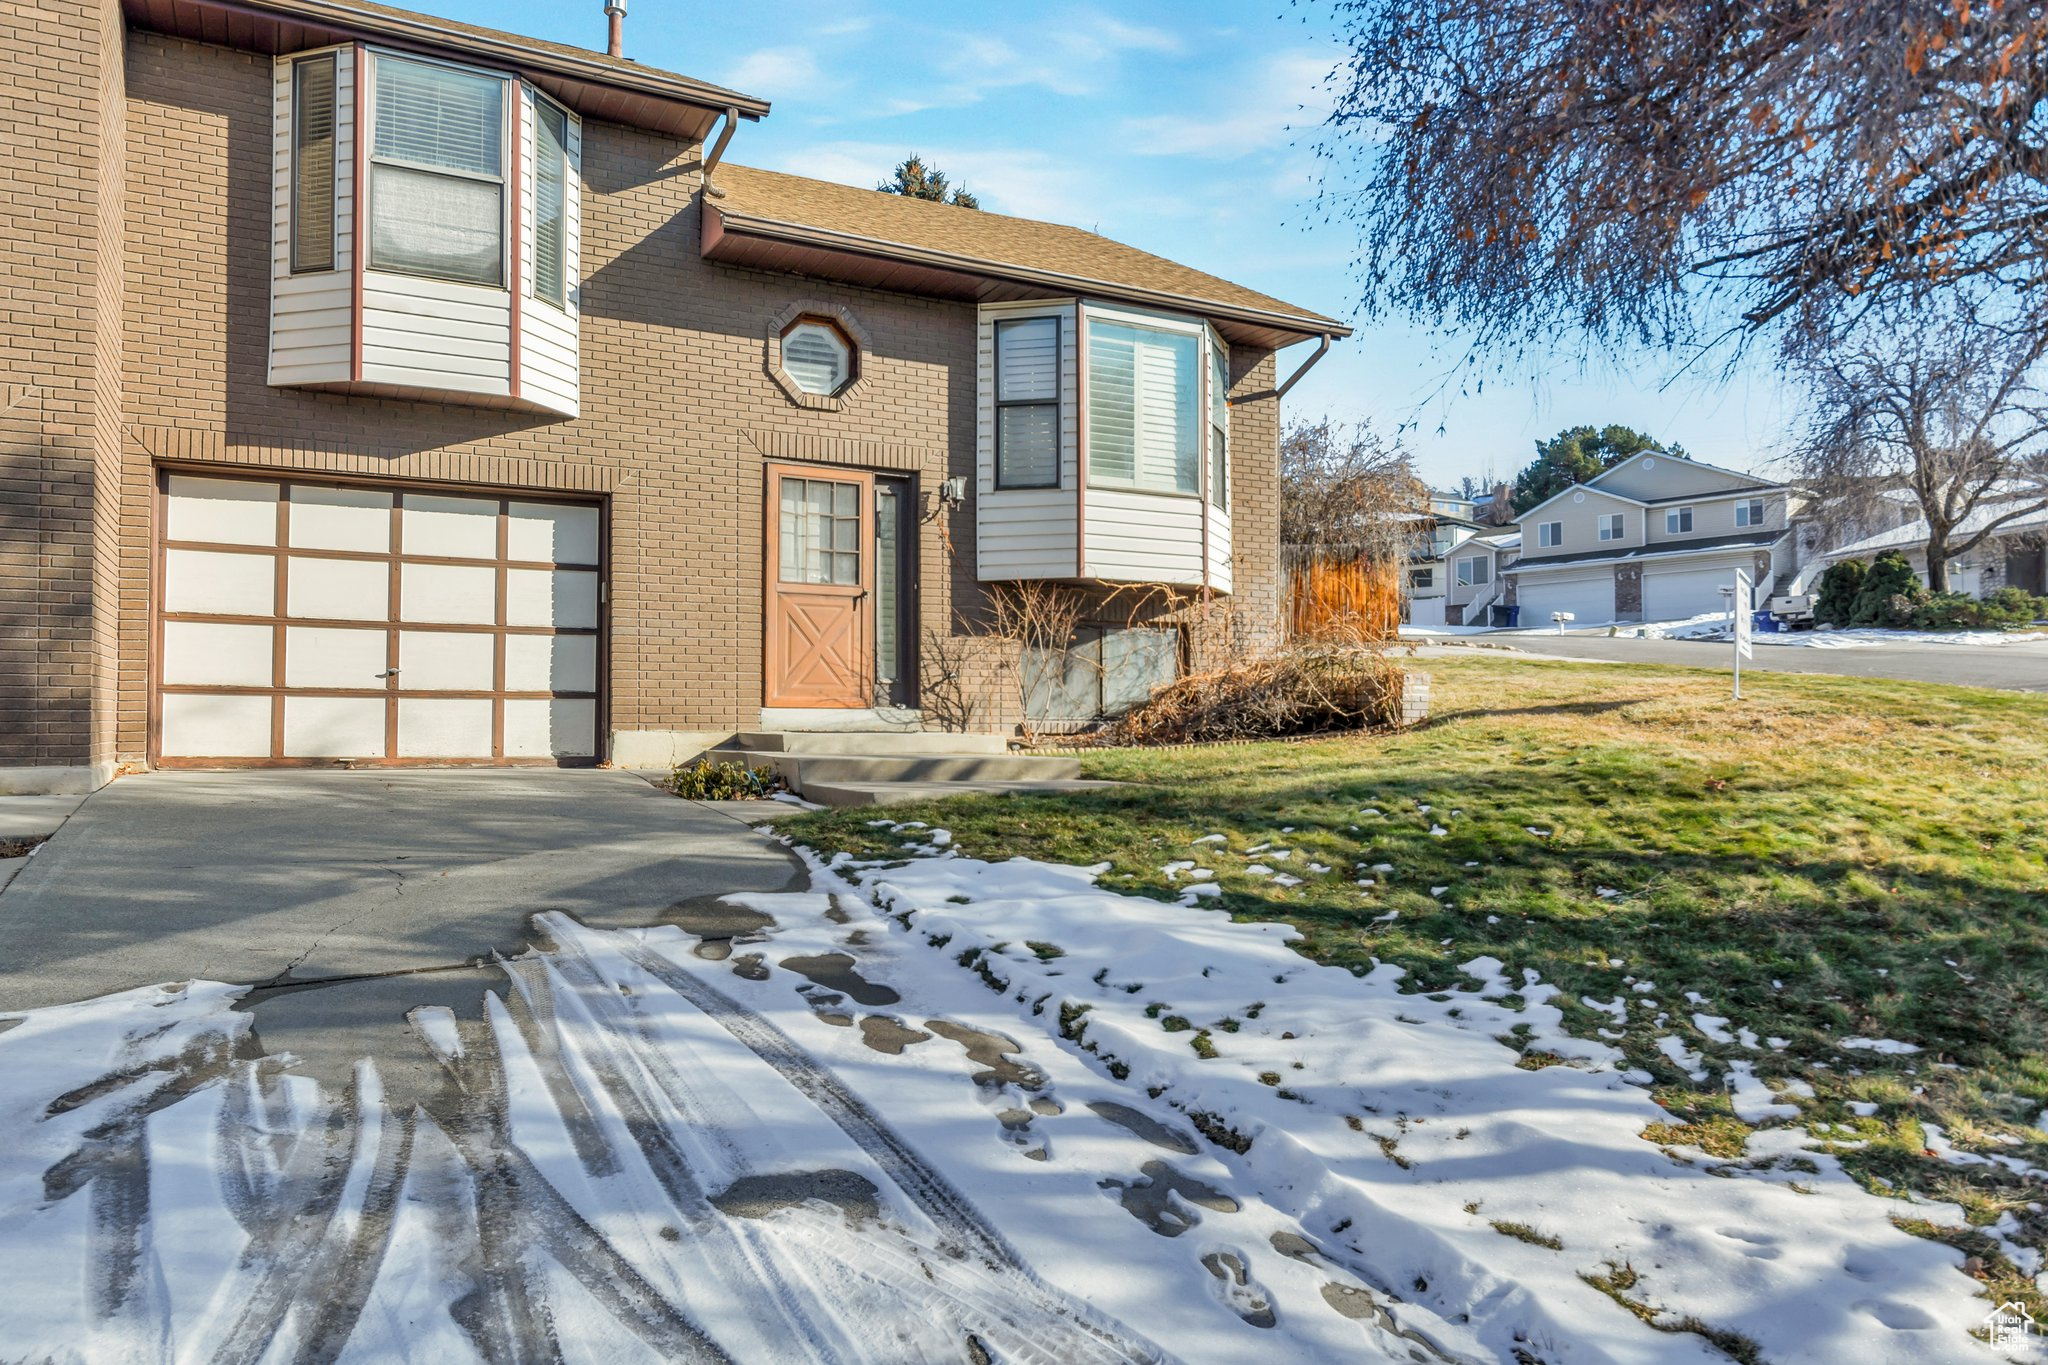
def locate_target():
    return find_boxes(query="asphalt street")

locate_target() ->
[1441,631,2048,691]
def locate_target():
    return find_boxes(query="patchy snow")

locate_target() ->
[1635,615,2048,650]
[0,849,2006,1363]
[1841,1037,1925,1055]
[1727,1061,1802,1124]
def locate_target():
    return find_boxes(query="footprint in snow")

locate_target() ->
[1200,1248,1276,1329]
[1099,1159,1240,1237]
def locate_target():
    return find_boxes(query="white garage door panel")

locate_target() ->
[1643,565,1739,622]
[156,473,602,765]
[161,694,273,757]
[1518,574,1614,625]
[162,622,272,687]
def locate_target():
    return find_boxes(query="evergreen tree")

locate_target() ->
[1811,559,1864,627]
[1509,424,1687,512]
[878,155,980,209]
[1848,550,1921,627]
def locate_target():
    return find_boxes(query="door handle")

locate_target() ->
[377,669,400,679]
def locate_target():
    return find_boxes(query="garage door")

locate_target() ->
[1516,572,1614,626]
[1642,563,1738,623]
[155,473,602,766]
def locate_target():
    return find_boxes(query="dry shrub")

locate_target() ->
[1094,646,1407,747]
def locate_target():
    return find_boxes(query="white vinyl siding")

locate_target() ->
[1085,487,1206,585]
[1087,319,1198,496]
[368,54,507,287]
[996,316,1060,489]
[976,302,1079,580]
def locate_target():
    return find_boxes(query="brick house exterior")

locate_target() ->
[2,0,1344,794]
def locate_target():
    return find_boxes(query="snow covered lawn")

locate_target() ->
[0,829,2024,1362]
[1633,615,2048,648]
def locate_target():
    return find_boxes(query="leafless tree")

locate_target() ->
[1795,319,2048,593]
[1281,418,1429,557]
[1318,0,2048,356]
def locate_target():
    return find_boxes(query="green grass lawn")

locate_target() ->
[781,654,2048,1309]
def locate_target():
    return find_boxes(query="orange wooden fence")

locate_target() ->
[1284,551,1402,645]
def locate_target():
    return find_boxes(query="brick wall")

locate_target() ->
[0,0,124,785]
[110,30,1287,755]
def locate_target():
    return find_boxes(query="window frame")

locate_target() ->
[1208,338,1229,511]
[365,49,511,289]
[1597,512,1625,542]
[289,53,340,275]
[1537,521,1563,549]
[1455,555,1491,587]
[1410,567,1436,590]
[994,314,1062,490]
[530,91,572,311]
[1666,506,1695,534]
[779,317,856,398]
[1084,311,1203,498]
[1735,497,1766,528]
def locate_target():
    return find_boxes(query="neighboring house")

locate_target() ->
[1404,512,1485,627]
[1505,453,1799,625]
[1809,496,2048,598]
[1445,530,1519,627]
[2,0,1346,794]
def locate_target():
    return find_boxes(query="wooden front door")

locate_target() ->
[766,465,873,708]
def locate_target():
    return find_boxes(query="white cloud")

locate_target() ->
[722,46,827,98]
[1120,51,1333,160]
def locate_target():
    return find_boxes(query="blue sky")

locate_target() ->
[443,0,1797,490]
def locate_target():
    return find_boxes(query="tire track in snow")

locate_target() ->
[603,925,1170,1365]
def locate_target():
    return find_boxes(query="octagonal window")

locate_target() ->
[781,319,854,396]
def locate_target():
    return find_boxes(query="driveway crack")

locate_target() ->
[256,863,408,990]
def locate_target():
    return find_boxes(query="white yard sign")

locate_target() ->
[1732,568,1753,698]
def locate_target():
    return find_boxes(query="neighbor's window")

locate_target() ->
[532,96,571,309]
[1209,344,1229,509]
[291,54,339,273]
[1456,556,1491,587]
[1735,498,1766,528]
[369,54,507,287]
[1538,521,1562,549]
[1598,512,1624,541]
[995,316,1060,488]
[1666,506,1695,533]
[1088,318,1199,495]
[1410,567,1435,589]
[781,320,854,396]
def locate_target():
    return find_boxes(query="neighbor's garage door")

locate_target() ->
[1516,572,1614,625]
[155,473,602,766]
[1642,563,1737,623]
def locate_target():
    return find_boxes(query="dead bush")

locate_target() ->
[1090,646,1407,746]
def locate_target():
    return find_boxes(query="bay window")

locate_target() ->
[370,54,507,287]
[996,316,1060,488]
[1088,319,1199,495]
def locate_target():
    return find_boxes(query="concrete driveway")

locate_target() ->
[1443,631,2048,690]
[0,769,804,1107]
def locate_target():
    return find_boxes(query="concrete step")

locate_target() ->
[799,778,1118,809]
[710,749,1080,787]
[730,730,1009,756]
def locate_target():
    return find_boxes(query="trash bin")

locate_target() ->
[1751,610,1778,634]
[1493,604,1520,629]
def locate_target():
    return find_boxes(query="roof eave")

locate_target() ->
[124,0,768,137]
[705,204,1351,349]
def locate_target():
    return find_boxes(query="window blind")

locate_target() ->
[996,317,1059,489]
[533,99,569,308]
[1209,345,1229,509]
[369,55,505,286]
[291,56,337,274]
[782,325,849,395]
[1087,320,1197,495]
